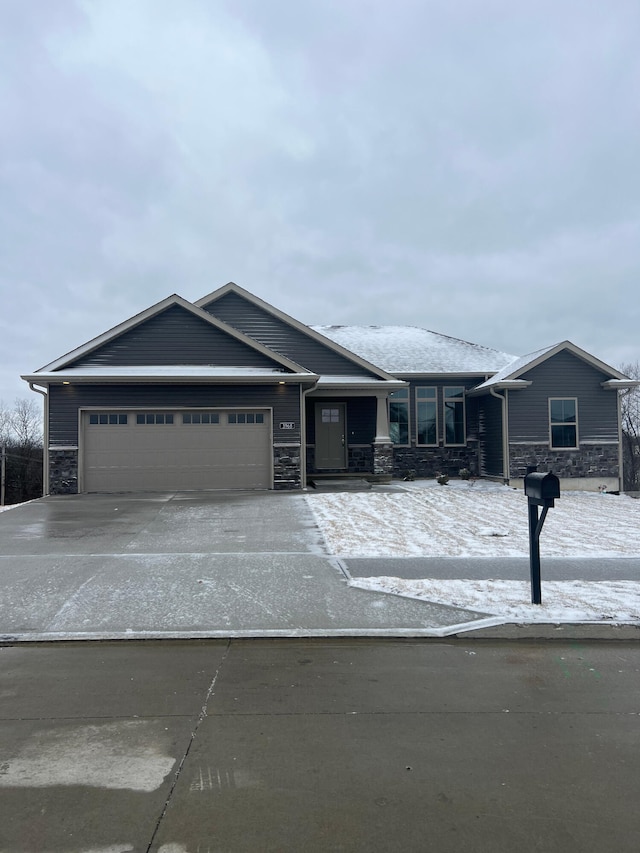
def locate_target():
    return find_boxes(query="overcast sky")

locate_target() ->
[2,0,639,405]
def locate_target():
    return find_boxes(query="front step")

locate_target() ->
[308,478,372,492]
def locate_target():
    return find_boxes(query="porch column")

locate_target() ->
[373,392,394,478]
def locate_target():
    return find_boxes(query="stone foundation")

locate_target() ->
[49,448,79,495]
[273,444,302,490]
[373,442,394,477]
[306,445,374,476]
[509,443,619,480]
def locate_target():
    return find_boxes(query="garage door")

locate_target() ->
[82,410,271,492]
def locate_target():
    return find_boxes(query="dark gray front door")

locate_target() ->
[315,403,347,469]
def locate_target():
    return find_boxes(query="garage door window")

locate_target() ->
[183,412,220,424]
[89,413,128,425]
[228,412,265,424]
[136,413,174,425]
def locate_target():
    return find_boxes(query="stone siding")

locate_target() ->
[392,445,479,479]
[509,443,619,480]
[306,445,374,476]
[273,445,302,490]
[49,449,78,495]
[373,442,394,476]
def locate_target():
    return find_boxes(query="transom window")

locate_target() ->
[389,389,409,445]
[228,412,265,425]
[183,412,220,425]
[416,387,437,446]
[136,413,174,425]
[549,398,578,448]
[444,387,465,445]
[89,413,128,425]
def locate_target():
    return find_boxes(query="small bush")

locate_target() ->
[403,469,416,481]
[458,468,471,480]
[436,473,449,485]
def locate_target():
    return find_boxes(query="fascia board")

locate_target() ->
[601,379,640,389]
[467,380,532,397]
[312,379,407,391]
[392,372,497,379]
[195,281,399,382]
[36,294,310,376]
[21,372,319,385]
[506,341,629,382]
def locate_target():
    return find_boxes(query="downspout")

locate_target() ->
[617,390,624,493]
[301,381,319,489]
[29,383,49,496]
[489,387,509,483]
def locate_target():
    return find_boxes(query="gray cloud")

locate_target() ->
[2,0,639,405]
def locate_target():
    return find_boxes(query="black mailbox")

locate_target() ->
[524,471,560,507]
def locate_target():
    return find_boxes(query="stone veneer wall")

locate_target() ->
[305,445,374,476]
[273,444,302,490]
[509,443,619,480]
[392,445,479,479]
[49,449,78,495]
[373,442,394,477]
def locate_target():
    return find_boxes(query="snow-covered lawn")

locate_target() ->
[306,481,640,623]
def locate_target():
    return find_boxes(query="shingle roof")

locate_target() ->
[312,325,515,375]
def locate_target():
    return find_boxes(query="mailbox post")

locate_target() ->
[524,472,560,604]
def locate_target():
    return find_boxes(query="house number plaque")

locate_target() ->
[279,422,295,430]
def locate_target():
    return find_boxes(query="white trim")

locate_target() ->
[549,397,579,450]
[48,446,78,451]
[22,371,318,385]
[443,385,466,447]
[415,386,438,447]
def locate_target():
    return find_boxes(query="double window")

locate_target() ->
[549,398,578,448]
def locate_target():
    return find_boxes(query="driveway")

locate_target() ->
[0,492,490,640]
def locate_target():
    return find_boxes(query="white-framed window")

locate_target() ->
[549,398,578,448]
[228,412,265,425]
[444,387,465,445]
[88,413,128,425]
[416,387,437,446]
[389,389,409,445]
[183,412,220,425]
[136,413,175,425]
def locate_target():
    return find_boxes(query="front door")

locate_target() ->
[315,403,347,469]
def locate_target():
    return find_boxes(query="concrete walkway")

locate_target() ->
[0,492,492,640]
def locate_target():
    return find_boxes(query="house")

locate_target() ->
[22,282,637,495]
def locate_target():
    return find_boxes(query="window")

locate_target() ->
[89,413,128,425]
[389,389,409,445]
[228,412,265,425]
[416,387,437,446]
[549,398,578,448]
[183,412,220,424]
[444,387,465,445]
[136,413,174,425]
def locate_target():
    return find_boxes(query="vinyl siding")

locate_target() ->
[67,305,283,369]
[202,291,377,377]
[49,383,302,446]
[508,351,618,443]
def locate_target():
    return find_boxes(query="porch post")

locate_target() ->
[373,392,394,479]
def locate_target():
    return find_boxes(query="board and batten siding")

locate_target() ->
[202,291,378,378]
[48,384,302,446]
[508,351,619,443]
[68,305,284,369]
[478,393,504,477]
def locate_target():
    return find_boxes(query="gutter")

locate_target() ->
[489,387,509,483]
[28,383,49,496]
[301,380,319,489]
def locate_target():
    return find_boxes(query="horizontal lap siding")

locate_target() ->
[68,305,282,368]
[508,351,618,442]
[203,292,377,377]
[49,384,302,446]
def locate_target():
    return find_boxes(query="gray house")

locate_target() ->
[22,282,636,494]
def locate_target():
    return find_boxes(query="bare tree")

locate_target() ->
[0,398,44,504]
[620,361,640,492]
[8,397,42,446]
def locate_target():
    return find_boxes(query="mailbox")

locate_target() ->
[524,471,560,507]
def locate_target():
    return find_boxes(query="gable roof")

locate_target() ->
[36,294,311,376]
[472,340,630,392]
[312,325,515,375]
[195,282,399,382]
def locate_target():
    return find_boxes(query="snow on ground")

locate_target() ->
[306,481,640,622]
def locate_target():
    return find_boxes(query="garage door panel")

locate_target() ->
[83,411,271,492]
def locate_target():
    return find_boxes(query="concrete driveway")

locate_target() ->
[0,492,490,640]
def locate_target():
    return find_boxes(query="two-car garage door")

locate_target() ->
[82,409,271,492]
